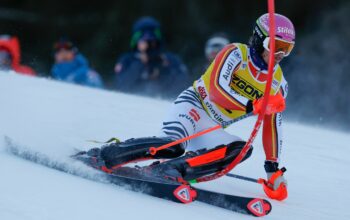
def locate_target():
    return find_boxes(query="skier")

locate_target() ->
[84,13,295,196]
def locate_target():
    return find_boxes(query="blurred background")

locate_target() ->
[1,0,349,130]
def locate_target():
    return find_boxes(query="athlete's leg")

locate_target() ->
[99,87,249,172]
[161,87,243,151]
[152,140,253,181]
[100,136,185,169]
[99,87,204,169]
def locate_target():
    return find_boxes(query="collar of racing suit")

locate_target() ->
[249,47,268,71]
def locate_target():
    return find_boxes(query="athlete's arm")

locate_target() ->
[262,76,287,162]
[278,75,288,98]
[208,44,250,111]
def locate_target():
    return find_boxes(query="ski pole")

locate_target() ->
[226,173,263,184]
[226,169,286,185]
[149,112,254,156]
[226,168,288,201]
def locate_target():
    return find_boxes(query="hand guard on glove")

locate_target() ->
[266,171,287,189]
[265,161,288,190]
[246,93,286,115]
[261,161,288,201]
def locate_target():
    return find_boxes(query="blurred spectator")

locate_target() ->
[51,38,104,88]
[0,35,36,76]
[114,16,190,98]
[204,33,230,64]
[192,33,230,78]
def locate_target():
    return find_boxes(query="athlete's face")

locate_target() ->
[262,49,285,66]
[54,49,75,63]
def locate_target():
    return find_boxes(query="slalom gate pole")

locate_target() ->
[149,112,253,156]
[195,0,277,183]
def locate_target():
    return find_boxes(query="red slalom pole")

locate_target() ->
[196,0,276,183]
[150,124,221,156]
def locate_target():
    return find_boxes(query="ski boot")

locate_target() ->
[99,136,185,170]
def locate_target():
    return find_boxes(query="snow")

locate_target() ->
[1,72,349,219]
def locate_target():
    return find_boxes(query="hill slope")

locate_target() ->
[0,72,349,220]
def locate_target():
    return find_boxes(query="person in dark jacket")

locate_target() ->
[114,16,190,98]
[51,38,103,88]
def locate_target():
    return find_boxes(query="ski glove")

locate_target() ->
[246,93,286,115]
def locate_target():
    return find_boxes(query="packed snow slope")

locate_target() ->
[1,72,349,220]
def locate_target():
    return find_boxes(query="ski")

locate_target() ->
[92,166,272,217]
[5,139,272,217]
[72,151,272,217]
[196,188,271,217]
[81,166,198,204]
[4,140,196,204]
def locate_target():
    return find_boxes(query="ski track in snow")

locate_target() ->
[1,72,350,220]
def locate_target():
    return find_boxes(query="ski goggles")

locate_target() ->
[263,37,295,57]
[130,29,162,48]
[53,41,74,51]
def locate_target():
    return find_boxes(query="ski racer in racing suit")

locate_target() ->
[85,13,295,196]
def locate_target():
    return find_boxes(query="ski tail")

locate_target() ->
[5,137,110,183]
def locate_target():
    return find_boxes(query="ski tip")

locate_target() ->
[247,198,272,217]
[173,185,197,204]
